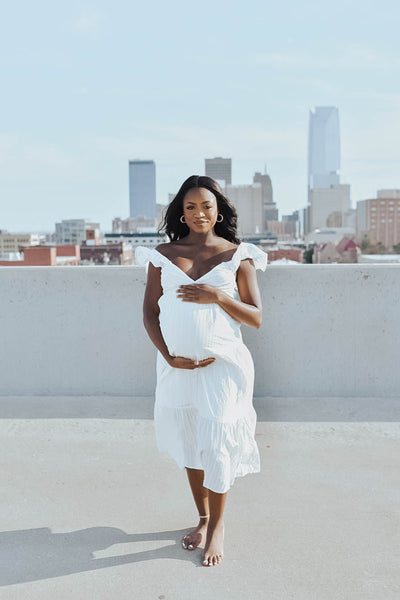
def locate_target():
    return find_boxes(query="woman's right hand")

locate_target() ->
[166,355,216,369]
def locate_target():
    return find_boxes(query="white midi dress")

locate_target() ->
[135,242,268,494]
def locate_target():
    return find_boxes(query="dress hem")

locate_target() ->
[156,447,261,494]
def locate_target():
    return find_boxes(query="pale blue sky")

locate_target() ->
[1,0,400,231]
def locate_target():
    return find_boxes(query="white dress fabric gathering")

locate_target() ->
[135,242,268,494]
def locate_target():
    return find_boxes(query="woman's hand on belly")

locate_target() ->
[176,284,220,304]
[167,355,216,369]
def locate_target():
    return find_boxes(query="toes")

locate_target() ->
[203,555,210,566]
[203,555,216,566]
[182,534,199,551]
[183,530,204,550]
[202,553,222,566]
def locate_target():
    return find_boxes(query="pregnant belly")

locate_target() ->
[158,295,240,359]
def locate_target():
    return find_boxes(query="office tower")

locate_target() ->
[357,190,400,250]
[55,219,100,245]
[205,157,232,186]
[309,185,351,230]
[253,170,273,203]
[129,160,156,218]
[225,184,263,236]
[112,215,157,233]
[0,232,40,254]
[308,107,340,196]
[307,106,351,231]
[253,169,278,226]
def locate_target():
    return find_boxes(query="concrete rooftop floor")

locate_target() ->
[1,396,399,600]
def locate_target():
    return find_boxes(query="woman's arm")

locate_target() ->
[142,263,172,361]
[176,258,263,329]
[215,258,263,328]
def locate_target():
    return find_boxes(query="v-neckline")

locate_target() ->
[154,242,243,282]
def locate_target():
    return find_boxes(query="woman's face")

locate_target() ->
[182,187,219,233]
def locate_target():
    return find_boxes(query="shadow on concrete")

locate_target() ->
[0,525,202,586]
[0,396,398,421]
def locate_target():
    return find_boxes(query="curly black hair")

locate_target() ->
[158,175,241,244]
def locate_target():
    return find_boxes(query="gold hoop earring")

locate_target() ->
[216,213,223,223]
[180,215,186,223]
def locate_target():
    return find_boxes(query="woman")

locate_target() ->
[135,175,268,567]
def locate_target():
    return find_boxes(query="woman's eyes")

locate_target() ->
[187,206,212,210]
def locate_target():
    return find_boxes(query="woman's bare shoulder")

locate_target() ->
[214,241,241,257]
[225,241,241,251]
[155,242,179,259]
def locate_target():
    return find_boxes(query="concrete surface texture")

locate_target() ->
[1,396,399,600]
[1,264,400,398]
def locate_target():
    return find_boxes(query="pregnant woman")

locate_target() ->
[135,175,268,567]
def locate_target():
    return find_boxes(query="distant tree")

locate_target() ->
[377,241,387,254]
[393,243,400,253]
[361,235,370,251]
[361,236,387,254]
[303,246,314,263]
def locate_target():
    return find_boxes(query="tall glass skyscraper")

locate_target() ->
[308,107,340,200]
[129,160,156,218]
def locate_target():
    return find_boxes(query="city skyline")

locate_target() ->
[1,1,400,231]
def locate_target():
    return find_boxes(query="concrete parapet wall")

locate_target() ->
[0,264,399,397]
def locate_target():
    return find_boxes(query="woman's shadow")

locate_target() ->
[0,525,202,586]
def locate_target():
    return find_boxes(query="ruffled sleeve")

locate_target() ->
[233,242,268,271]
[134,245,167,268]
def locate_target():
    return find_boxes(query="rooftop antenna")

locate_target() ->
[264,163,267,174]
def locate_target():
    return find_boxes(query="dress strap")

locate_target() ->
[232,242,268,271]
[134,246,168,268]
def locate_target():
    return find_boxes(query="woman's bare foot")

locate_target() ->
[181,516,209,551]
[202,520,224,566]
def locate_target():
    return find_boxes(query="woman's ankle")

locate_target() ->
[207,517,224,528]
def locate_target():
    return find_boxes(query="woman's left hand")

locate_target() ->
[176,283,220,304]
